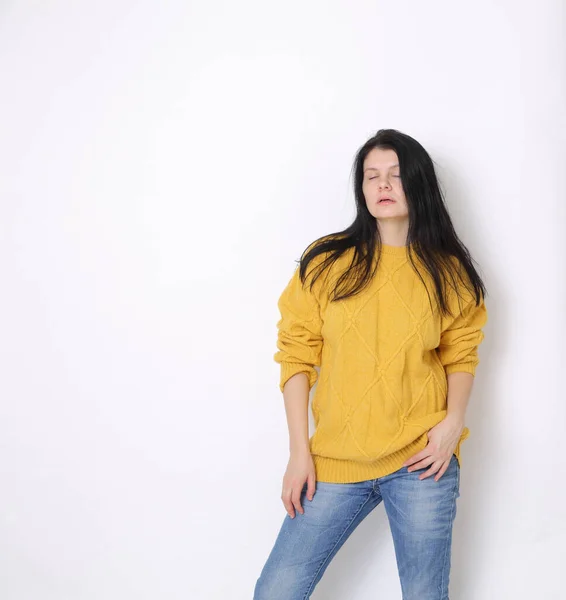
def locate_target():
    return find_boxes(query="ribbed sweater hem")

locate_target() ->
[311,432,466,483]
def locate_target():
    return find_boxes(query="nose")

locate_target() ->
[377,177,392,190]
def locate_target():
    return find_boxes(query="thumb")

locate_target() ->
[306,472,316,501]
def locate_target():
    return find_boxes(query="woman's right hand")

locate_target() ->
[281,450,316,518]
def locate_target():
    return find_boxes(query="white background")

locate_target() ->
[1,1,565,598]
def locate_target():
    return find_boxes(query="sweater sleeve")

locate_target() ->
[273,263,324,393]
[437,285,488,377]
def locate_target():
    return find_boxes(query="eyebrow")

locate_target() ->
[364,164,399,172]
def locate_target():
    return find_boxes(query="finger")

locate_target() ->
[407,455,435,472]
[433,461,450,482]
[291,486,304,515]
[419,461,443,480]
[281,488,295,518]
[403,451,427,467]
[306,473,316,501]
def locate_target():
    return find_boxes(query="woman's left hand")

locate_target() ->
[402,414,465,481]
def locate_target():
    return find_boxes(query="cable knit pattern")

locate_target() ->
[274,243,488,483]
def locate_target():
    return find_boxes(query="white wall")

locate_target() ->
[0,1,564,598]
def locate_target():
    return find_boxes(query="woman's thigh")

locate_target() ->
[253,480,382,600]
[378,453,461,600]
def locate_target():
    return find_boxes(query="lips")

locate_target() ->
[379,197,395,203]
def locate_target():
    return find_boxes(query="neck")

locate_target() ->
[376,220,409,246]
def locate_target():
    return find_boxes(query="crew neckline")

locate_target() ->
[379,242,412,256]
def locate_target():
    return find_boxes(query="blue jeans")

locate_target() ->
[254,453,461,600]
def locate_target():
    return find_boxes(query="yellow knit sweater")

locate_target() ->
[274,242,488,483]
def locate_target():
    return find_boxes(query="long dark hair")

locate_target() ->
[296,128,487,317]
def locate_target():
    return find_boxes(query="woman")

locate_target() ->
[253,129,488,599]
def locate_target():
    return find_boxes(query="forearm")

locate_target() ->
[282,372,311,455]
[445,371,474,424]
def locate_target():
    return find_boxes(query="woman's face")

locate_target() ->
[362,147,409,222]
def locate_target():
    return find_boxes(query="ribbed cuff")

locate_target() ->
[445,362,477,376]
[279,362,317,393]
